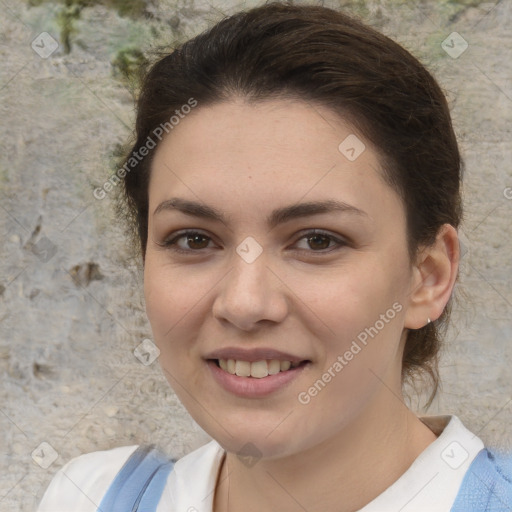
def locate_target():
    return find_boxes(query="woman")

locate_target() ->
[36,2,512,511]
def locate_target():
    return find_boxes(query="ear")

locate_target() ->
[404,224,460,330]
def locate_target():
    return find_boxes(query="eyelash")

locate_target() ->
[159,229,347,255]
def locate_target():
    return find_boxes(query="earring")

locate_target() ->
[427,318,431,324]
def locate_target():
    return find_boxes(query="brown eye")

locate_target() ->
[161,231,214,253]
[184,233,210,250]
[306,234,332,250]
[294,230,346,252]
[159,229,346,256]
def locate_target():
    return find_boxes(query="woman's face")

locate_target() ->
[144,98,416,458]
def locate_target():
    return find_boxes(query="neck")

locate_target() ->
[213,392,438,512]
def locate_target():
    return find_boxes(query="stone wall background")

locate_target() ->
[0,0,511,509]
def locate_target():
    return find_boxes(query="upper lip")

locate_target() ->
[205,347,309,363]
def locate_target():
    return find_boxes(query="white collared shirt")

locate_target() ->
[36,415,484,512]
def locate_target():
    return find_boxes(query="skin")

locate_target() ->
[143,98,460,511]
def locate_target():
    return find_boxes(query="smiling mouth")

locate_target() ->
[210,358,310,378]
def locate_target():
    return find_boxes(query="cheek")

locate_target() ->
[143,256,196,347]
[144,266,170,336]
[320,260,391,324]
[313,258,406,369]
[298,275,405,430]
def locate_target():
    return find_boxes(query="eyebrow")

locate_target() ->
[153,197,368,229]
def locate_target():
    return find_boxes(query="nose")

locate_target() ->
[212,249,289,331]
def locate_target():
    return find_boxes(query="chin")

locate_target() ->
[200,418,308,460]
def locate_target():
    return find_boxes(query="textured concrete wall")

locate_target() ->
[0,0,511,510]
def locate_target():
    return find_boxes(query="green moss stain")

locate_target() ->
[27,0,150,53]
[111,47,148,93]
[28,0,149,19]
[57,2,82,53]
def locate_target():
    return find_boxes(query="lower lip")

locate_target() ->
[206,360,310,398]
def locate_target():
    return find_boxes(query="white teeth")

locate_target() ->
[250,360,269,378]
[280,360,291,372]
[268,359,281,375]
[217,359,302,378]
[235,360,251,377]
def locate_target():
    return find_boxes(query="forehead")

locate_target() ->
[148,98,400,225]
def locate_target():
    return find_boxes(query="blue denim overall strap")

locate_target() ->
[450,448,512,511]
[97,444,175,512]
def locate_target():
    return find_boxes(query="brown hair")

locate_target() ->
[118,1,463,406]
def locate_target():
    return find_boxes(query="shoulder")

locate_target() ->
[485,448,512,495]
[452,447,512,511]
[36,445,140,512]
[475,448,512,486]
